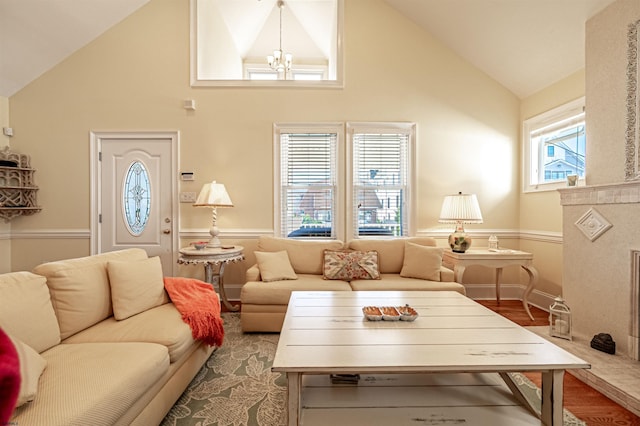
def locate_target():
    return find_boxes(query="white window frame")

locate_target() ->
[523,97,586,193]
[244,63,328,81]
[347,122,416,239]
[273,123,345,239]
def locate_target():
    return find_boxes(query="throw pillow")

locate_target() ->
[108,256,169,320]
[323,250,380,280]
[400,242,443,281]
[8,335,47,407]
[255,251,298,282]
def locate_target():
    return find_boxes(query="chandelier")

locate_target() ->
[267,0,293,78]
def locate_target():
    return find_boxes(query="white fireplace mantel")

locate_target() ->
[558,181,640,206]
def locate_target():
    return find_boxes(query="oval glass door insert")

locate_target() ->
[123,161,151,236]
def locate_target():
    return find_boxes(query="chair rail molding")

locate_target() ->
[9,229,91,239]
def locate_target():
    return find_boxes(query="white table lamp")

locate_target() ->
[193,181,233,248]
[438,192,483,253]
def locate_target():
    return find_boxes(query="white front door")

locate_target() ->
[91,131,178,275]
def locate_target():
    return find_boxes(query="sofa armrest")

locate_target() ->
[440,265,454,282]
[245,264,261,282]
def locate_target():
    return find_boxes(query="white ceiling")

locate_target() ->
[0,0,617,98]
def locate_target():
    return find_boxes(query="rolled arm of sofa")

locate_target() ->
[246,264,261,282]
[440,266,454,282]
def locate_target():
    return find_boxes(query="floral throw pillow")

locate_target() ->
[323,250,380,280]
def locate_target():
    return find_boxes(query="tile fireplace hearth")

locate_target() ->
[529,326,640,417]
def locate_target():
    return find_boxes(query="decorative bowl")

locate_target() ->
[362,306,383,321]
[191,241,208,250]
[397,305,419,321]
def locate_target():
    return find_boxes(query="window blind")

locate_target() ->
[279,132,338,238]
[351,132,409,237]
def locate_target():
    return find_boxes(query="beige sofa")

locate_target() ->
[0,249,216,426]
[241,236,465,332]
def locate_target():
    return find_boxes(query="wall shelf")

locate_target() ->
[0,147,41,222]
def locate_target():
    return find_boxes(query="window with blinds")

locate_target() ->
[274,124,342,238]
[349,124,414,238]
[523,97,586,192]
[274,122,414,240]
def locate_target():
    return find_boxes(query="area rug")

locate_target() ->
[161,313,585,426]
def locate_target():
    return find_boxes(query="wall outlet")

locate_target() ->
[180,192,197,203]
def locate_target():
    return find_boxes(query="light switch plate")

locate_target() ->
[180,192,197,203]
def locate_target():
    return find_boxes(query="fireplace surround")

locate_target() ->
[559,181,640,360]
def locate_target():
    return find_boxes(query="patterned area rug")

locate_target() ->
[161,313,585,426]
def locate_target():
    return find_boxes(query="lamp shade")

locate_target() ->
[438,192,483,224]
[193,181,233,207]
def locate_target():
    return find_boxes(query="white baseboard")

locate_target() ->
[463,283,554,313]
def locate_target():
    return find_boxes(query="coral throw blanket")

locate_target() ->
[163,277,224,347]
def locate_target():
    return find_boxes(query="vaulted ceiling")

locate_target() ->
[0,0,616,98]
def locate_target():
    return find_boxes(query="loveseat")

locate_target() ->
[0,248,217,426]
[240,236,465,332]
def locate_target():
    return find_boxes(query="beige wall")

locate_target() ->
[518,70,586,297]
[0,95,9,272]
[5,0,579,302]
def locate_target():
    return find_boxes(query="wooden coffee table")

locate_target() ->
[272,291,590,426]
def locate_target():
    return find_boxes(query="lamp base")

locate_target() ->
[207,216,221,248]
[206,237,222,248]
[448,223,472,253]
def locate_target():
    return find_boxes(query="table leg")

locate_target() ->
[203,263,240,312]
[203,263,215,287]
[287,372,301,426]
[541,369,564,425]
[499,372,537,417]
[453,264,467,284]
[495,267,503,303]
[521,265,539,321]
[218,263,240,312]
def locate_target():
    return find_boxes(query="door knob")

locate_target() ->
[163,229,171,234]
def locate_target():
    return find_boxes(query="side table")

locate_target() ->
[442,248,538,320]
[178,245,244,312]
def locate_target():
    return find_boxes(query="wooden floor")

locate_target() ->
[478,300,640,426]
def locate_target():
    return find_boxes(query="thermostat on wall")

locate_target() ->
[181,172,194,181]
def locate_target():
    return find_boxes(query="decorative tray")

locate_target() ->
[362,305,418,321]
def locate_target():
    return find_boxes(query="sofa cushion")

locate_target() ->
[347,237,438,273]
[255,251,298,282]
[10,342,169,426]
[257,236,344,274]
[323,250,380,280]
[108,256,169,320]
[62,303,196,362]
[241,275,352,305]
[33,248,148,339]
[8,335,47,407]
[349,274,466,294]
[400,242,443,281]
[0,272,60,352]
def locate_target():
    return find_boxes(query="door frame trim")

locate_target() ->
[89,130,180,273]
